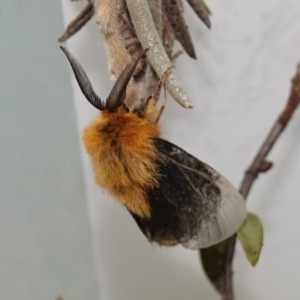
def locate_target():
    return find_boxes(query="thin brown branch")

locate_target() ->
[186,0,211,29]
[220,63,300,300]
[58,3,94,42]
[163,0,196,58]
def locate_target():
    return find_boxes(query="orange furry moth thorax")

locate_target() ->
[83,105,161,218]
[83,108,160,156]
[61,46,248,250]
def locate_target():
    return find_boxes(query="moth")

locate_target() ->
[61,46,247,249]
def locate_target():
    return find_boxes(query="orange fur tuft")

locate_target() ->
[83,105,161,218]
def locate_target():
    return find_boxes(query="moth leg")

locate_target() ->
[58,3,94,42]
[139,66,173,122]
[170,50,183,62]
[154,66,174,124]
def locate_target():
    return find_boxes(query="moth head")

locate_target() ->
[60,46,148,113]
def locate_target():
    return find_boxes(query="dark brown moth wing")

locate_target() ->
[130,139,247,249]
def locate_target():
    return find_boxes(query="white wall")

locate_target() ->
[61,1,300,299]
[0,1,98,300]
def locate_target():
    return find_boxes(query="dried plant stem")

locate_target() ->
[186,0,211,29]
[220,63,300,300]
[58,3,94,42]
[126,0,193,108]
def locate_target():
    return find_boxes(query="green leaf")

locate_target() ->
[199,239,230,294]
[237,212,263,267]
[199,212,263,293]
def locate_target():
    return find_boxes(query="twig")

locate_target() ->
[186,0,211,29]
[58,3,94,42]
[220,63,300,300]
[162,0,196,58]
[126,0,194,108]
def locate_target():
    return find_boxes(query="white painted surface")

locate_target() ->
[61,1,300,299]
[0,1,98,300]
